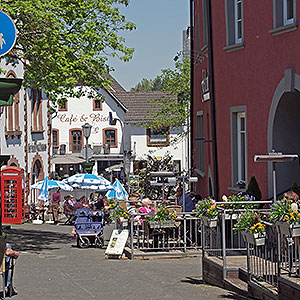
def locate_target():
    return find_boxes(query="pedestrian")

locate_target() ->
[5,243,19,296]
[52,187,61,224]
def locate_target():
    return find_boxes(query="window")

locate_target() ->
[93,98,102,111]
[230,107,247,187]
[69,129,83,153]
[103,128,117,148]
[273,0,296,29]
[196,112,205,174]
[202,0,208,47]
[5,71,20,136]
[58,101,68,111]
[146,128,169,147]
[284,0,295,25]
[225,0,244,47]
[31,89,43,132]
[52,129,59,148]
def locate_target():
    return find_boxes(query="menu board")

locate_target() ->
[105,229,129,256]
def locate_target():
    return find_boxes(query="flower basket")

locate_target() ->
[201,216,218,228]
[276,222,300,237]
[242,231,266,246]
[148,220,175,229]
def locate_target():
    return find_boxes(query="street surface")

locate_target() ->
[5,222,247,300]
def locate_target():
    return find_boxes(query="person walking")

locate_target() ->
[52,187,61,224]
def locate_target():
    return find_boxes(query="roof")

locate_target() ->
[115,91,172,124]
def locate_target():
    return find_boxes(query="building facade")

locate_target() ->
[0,58,50,203]
[192,0,300,199]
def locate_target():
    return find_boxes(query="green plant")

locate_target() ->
[233,211,266,234]
[222,193,259,212]
[270,198,300,224]
[103,198,117,213]
[111,204,129,221]
[245,176,262,201]
[146,202,177,223]
[194,198,218,219]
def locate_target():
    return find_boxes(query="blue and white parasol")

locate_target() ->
[106,179,129,201]
[63,173,114,191]
[31,178,73,192]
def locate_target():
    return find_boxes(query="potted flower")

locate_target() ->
[111,204,129,227]
[194,198,218,227]
[270,198,300,237]
[146,203,177,228]
[233,211,266,246]
[222,193,259,218]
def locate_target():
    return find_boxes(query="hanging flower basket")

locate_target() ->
[276,222,300,237]
[242,231,266,246]
[148,220,175,229]
[201,216,218,228]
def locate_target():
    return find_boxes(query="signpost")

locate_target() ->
[0,11,17,57]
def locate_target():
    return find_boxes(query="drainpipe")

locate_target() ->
[189,0,194,176]
[207,0,219,200]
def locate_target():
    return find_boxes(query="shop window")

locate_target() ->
[69,129,83,153]
[146,127,170,147]
[103,128,117,148]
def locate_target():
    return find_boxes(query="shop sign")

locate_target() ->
[201,68,210,102]
[28,143,47,153]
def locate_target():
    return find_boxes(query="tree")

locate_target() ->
[143,57,190,132]
[0,0,135,105]
[130,76,162,92]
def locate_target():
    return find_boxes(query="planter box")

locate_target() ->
[201,216,218,228]
[276,222,300,237]
[148,220,175,229]
[225,213,239,220]
[242,231,266,246]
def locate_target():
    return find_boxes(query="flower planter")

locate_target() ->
[225,213,239,220]
[148,220,175,229]
[276,222,300,237]
[201,216,218,228]
[242,231,266,246]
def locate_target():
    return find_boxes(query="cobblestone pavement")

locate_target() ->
[4,222,247,300]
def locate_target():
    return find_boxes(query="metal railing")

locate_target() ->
[127,212,202,259]
[246,221,279,288]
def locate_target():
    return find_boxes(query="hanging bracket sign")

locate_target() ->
[0,11,17,57]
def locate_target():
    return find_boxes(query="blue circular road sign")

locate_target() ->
[0,11,17,57]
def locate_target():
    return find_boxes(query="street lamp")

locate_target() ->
[82,123,92,163]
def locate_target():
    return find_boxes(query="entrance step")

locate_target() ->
[224,278,248,298]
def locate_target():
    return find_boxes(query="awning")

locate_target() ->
[51,155,86,165]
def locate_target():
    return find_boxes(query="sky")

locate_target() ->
[109,0,190,91]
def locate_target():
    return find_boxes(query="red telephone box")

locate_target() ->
[1,166,25,224]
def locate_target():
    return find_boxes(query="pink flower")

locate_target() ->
[120,217,124,223]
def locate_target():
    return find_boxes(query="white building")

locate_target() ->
[51,75,188,180]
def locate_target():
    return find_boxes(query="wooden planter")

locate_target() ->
[242,231,266,246]
[276,222,300,237]
[148,220,175,229]
[201,216,218,228]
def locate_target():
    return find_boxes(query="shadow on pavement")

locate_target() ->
[181,276,203,285]
[3,227,73,254]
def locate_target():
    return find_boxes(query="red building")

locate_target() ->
[192,0,300,200]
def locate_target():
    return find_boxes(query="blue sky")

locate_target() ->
[109,0,190,91]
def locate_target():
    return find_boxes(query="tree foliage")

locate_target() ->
[144,57,190,131]
[130,76,162,92]
[0,0,135,105]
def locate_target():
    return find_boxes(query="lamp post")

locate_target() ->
[82,123,92,164]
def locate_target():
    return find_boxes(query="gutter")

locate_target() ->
[207,0,219,199]
[190,0,194,174]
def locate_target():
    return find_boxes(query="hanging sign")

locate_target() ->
[0,11,17,57]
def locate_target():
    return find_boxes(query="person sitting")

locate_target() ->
[138,198,155,214]
[175,187,195,212]
[63,195,76,225]
[94,195,104,210]
[5,243,19,296]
